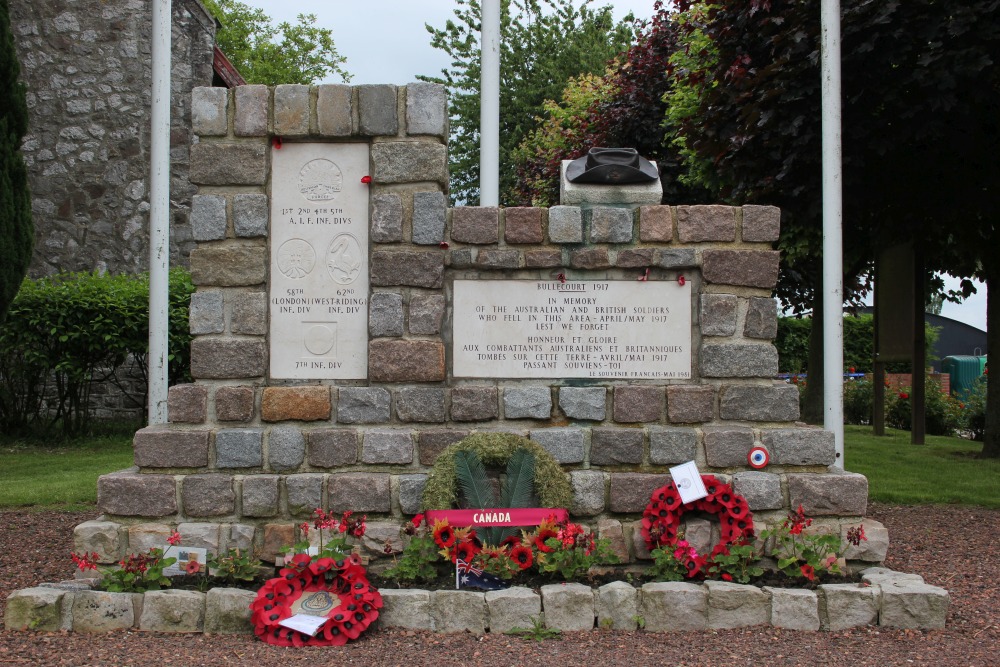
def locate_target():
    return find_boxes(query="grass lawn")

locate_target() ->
[0,433,133,510]
[845,425,1000,508]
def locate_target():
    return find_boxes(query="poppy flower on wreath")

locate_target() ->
[532,524,559,553]
[432,519,456,549]
[510,544,533,570]
[452,540,481,564]
[641,475,755,579]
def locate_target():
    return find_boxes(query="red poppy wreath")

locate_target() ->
[641,474,755,578]
[250,553,383,647]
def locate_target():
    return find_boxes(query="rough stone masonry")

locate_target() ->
[79,82,886,573]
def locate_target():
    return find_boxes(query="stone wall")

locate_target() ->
[9,0,216,276]
[81,83,885,569]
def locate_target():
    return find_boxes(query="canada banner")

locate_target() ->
[424,508,569,528]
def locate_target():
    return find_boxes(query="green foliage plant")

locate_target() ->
[421,433,572,511]
[963,376,987,441]
[201,0,350,85]
[536,525,618,580]
[506,615,562,641]
[885,381,968,437]
[759,506,849,583]
[0,0,33,323]
[647,541,692,582]
[100,548,177,593]
[207,548,262,586]
[705,543,763,584]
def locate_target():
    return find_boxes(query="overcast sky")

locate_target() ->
[240,0,986,331]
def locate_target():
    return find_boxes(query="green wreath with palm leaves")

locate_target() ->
[420,433,573,544]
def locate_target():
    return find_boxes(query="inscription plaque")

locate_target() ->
[270,143,369,379]
[453,280,692,379]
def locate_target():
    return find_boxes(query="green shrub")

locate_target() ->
[0,269,194,434]
[884,380,967,437]
[843,378,874,425]
[961,376,987,441]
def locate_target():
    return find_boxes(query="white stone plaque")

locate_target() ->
[453,280,692,379]
[270,143,369,379]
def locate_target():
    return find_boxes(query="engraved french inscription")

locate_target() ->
[453,280,692,379]
[270,143,369,379]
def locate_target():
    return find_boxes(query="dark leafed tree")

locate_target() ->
[0,0,33,321]
[423,0,635,205]
[665,0,999,439]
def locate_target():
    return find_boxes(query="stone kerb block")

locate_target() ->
[140,590,206,633]
[338,387,391,423]
[215,386,255,422]
[700,293,738,337]
[530,428,584,464]
[316,84,353,136]
[787,472,868,516]
[741,204,781,242]
[98,472,177,517]
[766,587,820,630]
[74,520,123,563]
[504,386,552,419]
[649,426,697,465]
[558,386,606,421]
[504,207,544,244]
[677,205,737,242]
[591,428,643,466]
[720,383,800,422]
[5,588,69,631]
[731,471,782,510]
[702,249,780,289]
[362,429,414,464]
[133,426,209,469]
[216,429,263,468]
[261,386,331,422]
[234,85,269,136]
[540,583,594,631]
[703,425,754,467]
[72,590,138,633]
[273,84,309,136]
[452,207,499,244]
[704,581,770,629]
[819,584,878,631]
[379,589,435,630]
[370,340,446,382]
[371,250,444,288]
[666,385,715,424]
[371,142,447,185]
[701,343,779,378]
[233,194,268,238]
[189,291,223,335]
[485,587,541,633]
[548,206,583,243]
[358,84,399,136]
[190,194,226,241]
[406,82,448,137]
[268,428,306,471]
[762,428,835,466]
[182,475,235,517]
[587,207,633,243]
[639,205,673,242]
[204,588,256,633]
[328,473,391,513]
[432,590,487,634]
[597,581,638,630]
[190,247,267,287]
[613,386,663,423]
[609,473,669,513]
[242,475,279,517]
[570,470,606,516]
[190,143,267,186]
[640,582,708,631]
[371,193,403,243]
[396,387,446,422]
[191,87,228,137]
[412,191,447,245]
[879,583,949,630]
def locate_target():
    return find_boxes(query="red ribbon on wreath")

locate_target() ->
[640,474,754,579]
[250,552,382,647]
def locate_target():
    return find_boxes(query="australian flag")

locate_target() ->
[456,559,507,591]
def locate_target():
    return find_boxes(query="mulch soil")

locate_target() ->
[0,503,997,666]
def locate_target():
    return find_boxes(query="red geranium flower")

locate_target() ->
[510,545,533,570]
[800,564,816,581]
[898,392,909,400]
[721,573,733,581]
[432,519,455,549]
[167,531,181,546]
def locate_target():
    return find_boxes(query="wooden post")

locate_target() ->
[912,246,926,444]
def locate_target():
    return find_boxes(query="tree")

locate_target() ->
[423,0,635,205]
[201,0,350,85]
[663,0,998,432]
[0,0,32,321]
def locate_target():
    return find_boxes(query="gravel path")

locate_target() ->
[1,503,997,666]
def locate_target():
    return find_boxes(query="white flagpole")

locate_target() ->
[480,0,501,206]
[821,0,845,468]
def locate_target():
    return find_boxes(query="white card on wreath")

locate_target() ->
[669,461,708,504]
[279,613,328,637]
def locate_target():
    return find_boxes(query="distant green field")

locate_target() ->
[845,425,1000,508]
[0,434,133,510]
[0,425,996,510]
